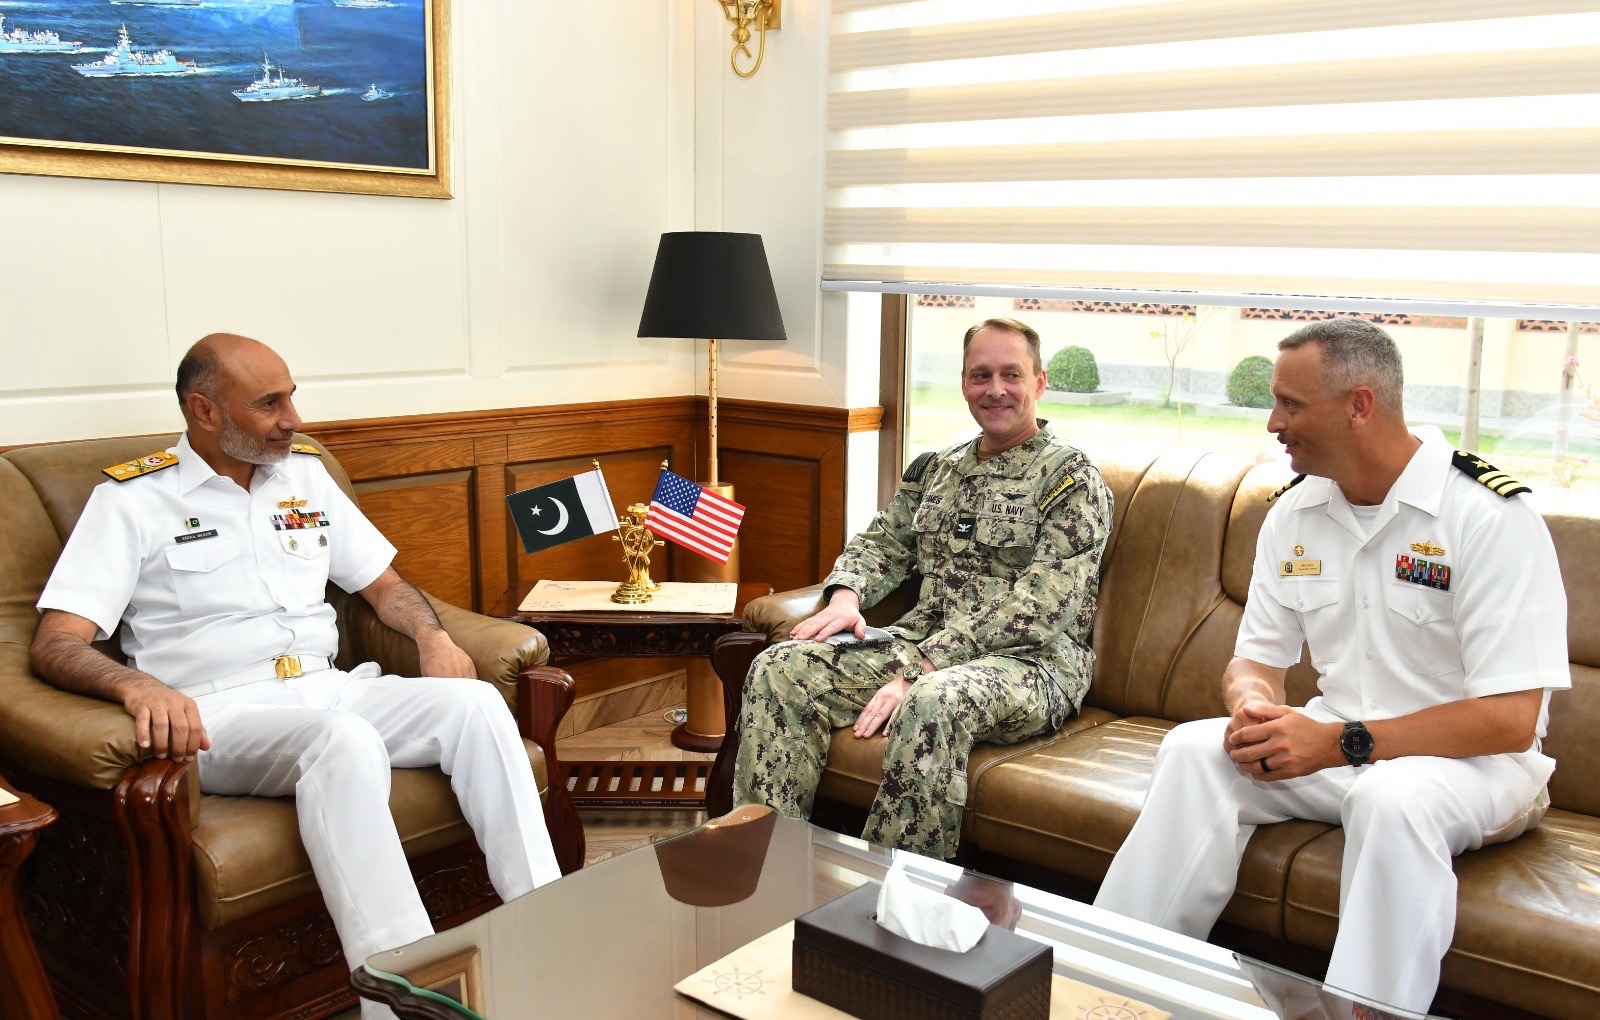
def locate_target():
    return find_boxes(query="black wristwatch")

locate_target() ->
[1340,721,1374,767]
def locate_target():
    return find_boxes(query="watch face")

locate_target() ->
[1342,723,1374,761]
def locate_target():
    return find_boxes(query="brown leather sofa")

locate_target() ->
[709,446,1600,1019]
[0,433,584,1020]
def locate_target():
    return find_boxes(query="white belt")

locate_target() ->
[183,654,334,696]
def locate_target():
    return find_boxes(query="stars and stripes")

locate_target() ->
[645,468,746,563]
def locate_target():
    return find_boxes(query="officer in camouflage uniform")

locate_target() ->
[733,318,1112,859]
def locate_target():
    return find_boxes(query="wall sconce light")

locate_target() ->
[716,0,781,79]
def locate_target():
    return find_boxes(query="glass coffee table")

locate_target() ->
[353,811,1427,1019]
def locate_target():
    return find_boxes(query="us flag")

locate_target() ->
[645,468,746,563]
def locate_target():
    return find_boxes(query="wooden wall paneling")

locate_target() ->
[721,450,823,592]
[712,399,865,593]
[354,471,477,610]
[473,435,511,612]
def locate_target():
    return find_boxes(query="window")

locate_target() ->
[830,1,1600,500]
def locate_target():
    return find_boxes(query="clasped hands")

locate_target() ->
[1224,698,1341,780]
[791,589,932,739]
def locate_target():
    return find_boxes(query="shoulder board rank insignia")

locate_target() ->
[901,451,935,484]
[1039,473,1077,514]
[103,451,177,482]
[289,443,322,456]
[1267,474,1306,503]
[1451,450,1530,498]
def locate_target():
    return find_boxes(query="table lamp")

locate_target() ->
[638,231,786,750]
[638,231,787,493]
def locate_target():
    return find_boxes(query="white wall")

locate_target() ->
[0,0,844,446]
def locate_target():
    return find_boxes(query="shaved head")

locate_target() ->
[176,333,302,478]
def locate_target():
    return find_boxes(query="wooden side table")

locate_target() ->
[0,775,60,1020]
[494,582,771,808]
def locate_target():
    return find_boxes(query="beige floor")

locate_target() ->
[338,706,709,1017]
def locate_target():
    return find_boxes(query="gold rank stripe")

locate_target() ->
[1267,473,1305,503]
[1038,473,1076,514]
[289,443,322,456]
[102,451,178,482]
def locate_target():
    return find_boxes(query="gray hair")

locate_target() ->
[1278,316,1404,412]
[962,317,1042,374]
[175,342,222,405]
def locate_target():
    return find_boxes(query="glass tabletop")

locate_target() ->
[356,810,1418,1020]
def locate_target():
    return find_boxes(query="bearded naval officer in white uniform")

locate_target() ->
[31,332,561,1019]
[1094,316,1569,1014]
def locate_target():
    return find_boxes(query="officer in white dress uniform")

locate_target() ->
[1094,317,1569,1014]
[31,333,560,1019]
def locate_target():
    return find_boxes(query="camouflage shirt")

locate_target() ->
[824,424,1112,707]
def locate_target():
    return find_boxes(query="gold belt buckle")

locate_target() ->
[274,654,304,680]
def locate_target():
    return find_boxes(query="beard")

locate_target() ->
[218,411,291,465]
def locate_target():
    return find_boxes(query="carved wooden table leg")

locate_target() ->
[0,776,60,1020]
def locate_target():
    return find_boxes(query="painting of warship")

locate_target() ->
[0,0,449,197]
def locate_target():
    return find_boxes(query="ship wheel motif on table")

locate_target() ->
[1082,1001,1145,1020]
[705,966,767,999]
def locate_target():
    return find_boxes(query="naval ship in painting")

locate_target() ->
[0,13,87,53]
[232,52,322,102]
[72,24,202,76]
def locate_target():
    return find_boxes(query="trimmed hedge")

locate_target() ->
[1047,346,1099,394]
[1227,355,1275,409]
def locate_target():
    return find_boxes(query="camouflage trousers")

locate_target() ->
[732,636,1068,859]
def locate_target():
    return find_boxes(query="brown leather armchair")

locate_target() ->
[0,433,584,1020]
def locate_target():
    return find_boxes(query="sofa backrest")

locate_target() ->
[1088,446,1600,816]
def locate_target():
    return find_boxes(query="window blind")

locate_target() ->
[825,0,1600,314]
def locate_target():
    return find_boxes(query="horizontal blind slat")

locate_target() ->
[825,207,1600,253]
[832,0,1598,71]
[820,263,1600,307]
[827,128,1600,185]
[829,47,1600,128]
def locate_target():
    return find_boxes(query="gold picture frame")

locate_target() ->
[404,946,482,1013]
[0,0,451,199]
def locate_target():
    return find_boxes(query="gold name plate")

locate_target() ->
[1280,559,1322,576]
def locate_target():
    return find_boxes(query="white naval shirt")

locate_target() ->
[38,434,395,691]
[1235,426,1570,740]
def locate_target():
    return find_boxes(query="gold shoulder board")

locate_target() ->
[1451,450,1530,498]
[103,451,178,482]
[1038,473,1077,514]
[289,443,322,456]
[1267,473,1306,503]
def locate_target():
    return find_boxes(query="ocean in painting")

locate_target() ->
[0,0,431,170]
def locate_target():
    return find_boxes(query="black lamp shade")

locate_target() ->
[637,232,787,342]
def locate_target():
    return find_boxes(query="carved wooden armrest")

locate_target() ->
[515,665,584,874]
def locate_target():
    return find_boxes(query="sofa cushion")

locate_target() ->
[966,716,1332,939]
[193,739,548,929]
[1087,451,1253,720]
[1283,809,1600,1019]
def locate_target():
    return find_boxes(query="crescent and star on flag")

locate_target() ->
[526,496,571,536]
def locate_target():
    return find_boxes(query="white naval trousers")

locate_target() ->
[1093,717,1548,1014]
[194,666,560,1019]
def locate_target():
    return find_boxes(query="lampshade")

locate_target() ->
[637,232,787,342]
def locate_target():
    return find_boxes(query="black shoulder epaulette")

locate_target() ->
[289,442,322,456]
[1452,450,1530,498]
[1266,474,1305,503]
[103,451,178,482]
[902,451,935,484]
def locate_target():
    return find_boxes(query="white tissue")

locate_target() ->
[874,862,990,952]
